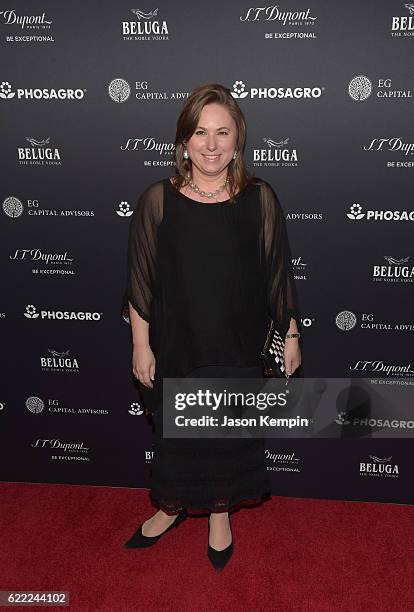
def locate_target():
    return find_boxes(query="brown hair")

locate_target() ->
[172,83,258,202]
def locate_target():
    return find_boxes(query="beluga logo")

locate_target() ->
[372,256,414,283]
[122,8,170,40]
[18,136,62,165]
[253,137,299,167]
[391,3,414,35]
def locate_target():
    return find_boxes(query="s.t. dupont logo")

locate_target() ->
[239,5,317,40]
[239,5,317,25]
[0,9,54,43]
[0,9,52,29]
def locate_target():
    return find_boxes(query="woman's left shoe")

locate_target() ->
[123,508,187,549]
[207,515,234,571]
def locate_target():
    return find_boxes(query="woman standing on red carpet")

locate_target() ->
[122,83,301,570]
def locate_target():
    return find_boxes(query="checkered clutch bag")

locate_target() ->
[260,318,287,378]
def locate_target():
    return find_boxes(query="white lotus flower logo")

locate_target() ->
[231,80,249,99]
[128,402,144,416]
[116,201,133,217]
[347,203,365,220]
[0,81,15,99]
[24,304,39,318]
[335,410,351,425]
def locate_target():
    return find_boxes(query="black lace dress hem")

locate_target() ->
[150,490,272,516]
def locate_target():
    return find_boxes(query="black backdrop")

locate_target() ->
[1,1,413,504]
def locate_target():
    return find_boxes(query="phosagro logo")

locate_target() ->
[0,81,86,100]
[116,201,134,217]
[337,412,414,431]
[347,203,365,220]
[128,402,144,416]
[346,202,414,222]
[230,79,324,100]
[23,304,102,321]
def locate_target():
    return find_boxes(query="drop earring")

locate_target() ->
[183,147,189,160]
[233,150,237,160]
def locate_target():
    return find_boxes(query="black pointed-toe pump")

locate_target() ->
[123,508,187,549]
[207,515,234,571]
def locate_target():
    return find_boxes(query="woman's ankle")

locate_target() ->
[209,512,229,521]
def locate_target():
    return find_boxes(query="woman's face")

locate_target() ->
[185,103,238,178]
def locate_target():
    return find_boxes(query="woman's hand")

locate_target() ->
[284,338,302,376]
[132,343,156,389]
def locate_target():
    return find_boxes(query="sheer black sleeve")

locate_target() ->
[121,181,163,322]
[259,180,300,338]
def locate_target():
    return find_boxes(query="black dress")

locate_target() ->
[122,176,299,515]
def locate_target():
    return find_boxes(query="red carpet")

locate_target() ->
[0,482,413,611]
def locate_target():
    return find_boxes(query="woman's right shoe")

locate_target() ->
[207,515,234,571]
[123,508,187,549]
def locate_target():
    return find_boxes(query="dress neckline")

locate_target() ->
[166,176,249,206]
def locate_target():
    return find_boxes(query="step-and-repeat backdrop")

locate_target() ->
[1,2,413,504]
